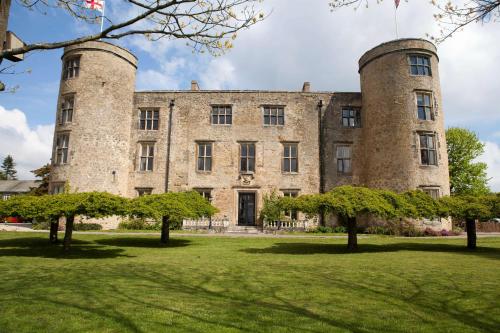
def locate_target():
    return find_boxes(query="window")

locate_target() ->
[282,191,298,220]
[283,143,298,173]
[211,105,232,125]
[421,187,440,200]
[341,107,361,127]
[263,106,284,126]
[136,188,152,196]
[195,188,212,202]
[55,133,70,165]
[416,92,434,120]
[63,57,80,79]
[51,183,65,194]
[140,143,155,171]
[60,96,74,125]
[336,146,351,174]
[139,109,159,130]
[419,133,437,166]
[240,143,255,173]
[409,55,432,76]
[197,142,212,172]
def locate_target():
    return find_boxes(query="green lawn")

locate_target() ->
[0,232,499,333]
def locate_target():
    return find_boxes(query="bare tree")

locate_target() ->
[329,0,500,43]
[0,0,265,61]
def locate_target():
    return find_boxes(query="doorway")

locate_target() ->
[238,192,256,226]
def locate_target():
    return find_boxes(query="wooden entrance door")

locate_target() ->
[238,193,256,226]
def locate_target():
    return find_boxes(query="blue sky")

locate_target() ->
[1,0,499,190]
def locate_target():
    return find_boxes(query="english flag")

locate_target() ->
[395,0,400,8]
[84,0,104,12]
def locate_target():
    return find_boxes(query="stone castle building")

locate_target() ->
[49,38,450,229]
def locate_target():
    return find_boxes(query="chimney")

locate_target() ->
[302,82,311,92]
[191,80,200,91]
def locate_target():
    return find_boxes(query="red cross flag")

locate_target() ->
[84,0,104,12]
[395,0,400,8]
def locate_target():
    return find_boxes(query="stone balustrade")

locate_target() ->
[263,218,318,231]
[182,217,231,230]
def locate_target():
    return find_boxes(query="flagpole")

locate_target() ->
[394,4,399,39]
[100,1,105,34]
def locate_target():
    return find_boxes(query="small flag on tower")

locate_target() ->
[395,0,400,8]
[84,0,104,12]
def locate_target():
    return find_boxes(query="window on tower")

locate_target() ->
[419,133,438,166]
[282,143,298,173]
[416,92,434,120]
[63,57,80,80]
[336,146,352,174]
[211,105,232,125]
[240,142,256,173]
[263,106,285,126]
[409,55,432,76]
[60,95,74,125]
[55,133,70,165]
[197,142,212,172]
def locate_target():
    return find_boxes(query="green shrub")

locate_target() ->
[73,223,102,231]
[309,226,346,233]
[365,226,392,235]
[118,218,159,230]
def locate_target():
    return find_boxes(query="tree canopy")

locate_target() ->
[446,127,489,195]
[0,0,265,61]
[329,0,500,43]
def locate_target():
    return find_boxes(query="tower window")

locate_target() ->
[420,187,440,199]
[336,146,351,174]
[55,133,70,165]
[63,57,80,80]
[263,106,285,126]
[211,105,232,125]
[197,142,212,172]
[139,109,159,130]
[341,107,361,127]
[416,92,434,120]
[419,133,437,166]
[240,142,255,173]
[60,96,74,125]
[282,143,298,173]
[409,55,432,76]
[139,142,155,171]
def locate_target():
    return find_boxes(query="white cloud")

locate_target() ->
[136,57,186,90]
[199,58,236,89]
[477,141,500,193]
[0,105,54,179]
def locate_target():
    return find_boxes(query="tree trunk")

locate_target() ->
[49,220,59,244]
[160,216,170,244]
[63,216,74,251]
[466,218,477,249]
[346,216,358,251]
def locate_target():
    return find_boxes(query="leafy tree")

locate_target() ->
[42,192,129,250]
[128,191,217,244]
[30,164,51,196]
[439,194,497,249]
[329,0,500,42]
[446,127,489,195]
[1,155,17,180]
[1,0,265,62]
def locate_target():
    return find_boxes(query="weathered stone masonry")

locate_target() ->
[49,38,450,228]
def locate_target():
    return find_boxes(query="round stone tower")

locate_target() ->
[359,39,450,195]
[50,41,137,195]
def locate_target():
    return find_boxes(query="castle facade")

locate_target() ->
[49,39,450,228]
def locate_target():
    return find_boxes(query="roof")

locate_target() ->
[0,180,39,193]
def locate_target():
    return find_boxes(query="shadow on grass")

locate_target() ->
[94,237,191,248]
[0,236,130,259]
[241,242,500,260]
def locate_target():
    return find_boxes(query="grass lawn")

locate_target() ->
[0,232,499,333]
